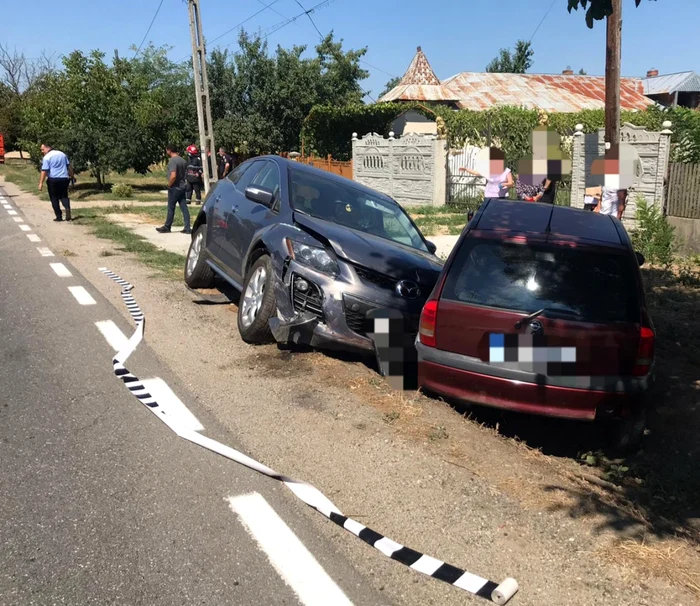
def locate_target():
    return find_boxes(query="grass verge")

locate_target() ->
[0,163,167,202]
[73,207,186,279]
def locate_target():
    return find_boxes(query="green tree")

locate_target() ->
[209,30,369,155]
[20,48,194,185]
[567,0,655,28]
[379,76,401,98]
[486,40,534,73]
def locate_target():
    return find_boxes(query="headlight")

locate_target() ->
[285,239,339,276]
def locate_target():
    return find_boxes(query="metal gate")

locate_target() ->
[447,145,485,205]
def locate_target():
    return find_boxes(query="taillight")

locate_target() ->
[419,300,438,347]
[633,326,655,376]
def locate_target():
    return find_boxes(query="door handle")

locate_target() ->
[231,205,239,213]
[215,195,221,202]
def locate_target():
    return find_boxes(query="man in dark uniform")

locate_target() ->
[185,145,204,205]
[217,147,233,180]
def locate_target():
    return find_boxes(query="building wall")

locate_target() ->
[352,132,447,207]
[668,216,700,255]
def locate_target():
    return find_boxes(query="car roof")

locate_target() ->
[474,198,626,247]
[258,155,397,203]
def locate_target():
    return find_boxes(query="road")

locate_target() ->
[0,186,386,605]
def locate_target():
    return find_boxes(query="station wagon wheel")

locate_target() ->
[184,225,215,288]
[237,255,276,344]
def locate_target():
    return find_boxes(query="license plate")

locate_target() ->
[488,333,576,375]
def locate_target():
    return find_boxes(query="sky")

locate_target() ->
[4,0,698,99]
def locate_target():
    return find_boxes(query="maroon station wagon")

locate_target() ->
[416,199,655,450]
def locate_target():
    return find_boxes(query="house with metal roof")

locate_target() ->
[641,69,700,109]
[379,47,654,113]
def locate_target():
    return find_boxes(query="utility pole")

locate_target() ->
[605,0,622,147]
[188,0,217,193]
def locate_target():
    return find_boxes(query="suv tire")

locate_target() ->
[185,226,215,288]
[238,254,276,344]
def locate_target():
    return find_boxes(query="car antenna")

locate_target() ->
[544,205,554,235]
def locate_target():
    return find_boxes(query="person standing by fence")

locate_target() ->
[38,143,74,222]
[156,145,191,234]
[185,145,203,205]
[459,147,513,199]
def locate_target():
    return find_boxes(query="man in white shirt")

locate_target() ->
[38,143,75,222]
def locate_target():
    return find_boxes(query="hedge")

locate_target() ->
[301,102,700,166]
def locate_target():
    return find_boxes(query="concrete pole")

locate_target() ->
[188,0,217,193]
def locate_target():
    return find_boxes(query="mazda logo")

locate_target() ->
[395,280,421,299]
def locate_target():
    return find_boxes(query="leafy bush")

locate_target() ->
[631,197,676,267]
[111,183,134,198]
[676,258,700,288]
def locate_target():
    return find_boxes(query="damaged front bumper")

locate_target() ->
[268,259,377,353]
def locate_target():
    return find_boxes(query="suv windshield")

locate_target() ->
[441,238,640,324]
[289,168,428,252]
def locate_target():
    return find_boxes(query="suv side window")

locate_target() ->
[234,160,265,192]
[227,161,249,184]
[250,161,281,199]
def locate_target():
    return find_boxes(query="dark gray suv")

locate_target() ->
[185,156,443,352]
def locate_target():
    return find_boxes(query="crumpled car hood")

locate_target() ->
[293,212,443,285]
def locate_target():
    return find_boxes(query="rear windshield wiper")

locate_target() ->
[514,307,581,328]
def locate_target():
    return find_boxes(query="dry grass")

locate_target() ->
[602,539,700,598]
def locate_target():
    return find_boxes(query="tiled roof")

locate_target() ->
[441,72,653,112]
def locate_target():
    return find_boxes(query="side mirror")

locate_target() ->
[245,185,274,207]
[635,251,645,267]
[426,240,437,255]
[467,210,475,221]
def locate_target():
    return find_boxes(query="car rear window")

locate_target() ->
[441,238,640,324]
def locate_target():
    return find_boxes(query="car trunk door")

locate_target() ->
[435,237,641,377]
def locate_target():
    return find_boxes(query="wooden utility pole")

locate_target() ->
[188,0,217,193]
[605,0,622,147]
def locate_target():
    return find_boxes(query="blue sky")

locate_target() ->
[5,0,697,98]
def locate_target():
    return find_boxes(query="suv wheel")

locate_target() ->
[237,255,276,343]
[185,226,215,288]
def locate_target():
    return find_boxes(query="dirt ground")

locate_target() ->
[4,176,699,606]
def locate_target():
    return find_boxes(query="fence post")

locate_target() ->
[570,124,585,209]
[659,120,673,214]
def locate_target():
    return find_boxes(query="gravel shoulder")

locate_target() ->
[4,176,698,606]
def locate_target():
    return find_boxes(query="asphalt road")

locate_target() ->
[0,187,387,606]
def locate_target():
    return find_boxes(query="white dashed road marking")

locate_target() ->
[13,217,23,223]
[68,286,96,306]
[140,378,204,432]
[95,320,130,353]
[227,492,353,606]
[50,263,73,278]
[7,210,17,215]
[37,247,54,257]
[27,234,41,242]
[19,224,31,231]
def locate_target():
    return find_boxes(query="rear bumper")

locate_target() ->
[417,343,648,421]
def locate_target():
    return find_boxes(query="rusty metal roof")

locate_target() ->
[441,72,653,112]
[378,46,459,103]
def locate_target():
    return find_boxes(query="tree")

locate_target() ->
[486,40,534,74]
[379,76,401,98]
[567,0,654,28]
[209,30,369,155]
[20,48,194,184]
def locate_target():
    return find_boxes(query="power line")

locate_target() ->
[134,0,165,57]
[359,59,397,79]
[528,0,558,43]
[207,0,284,46]
[269,0,375,102]
[259,0,337,41]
